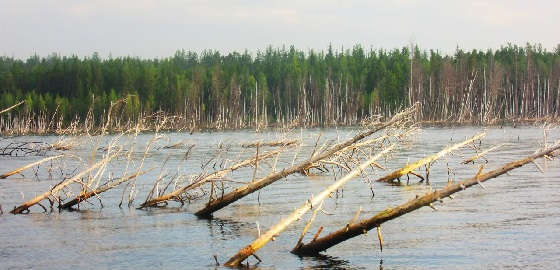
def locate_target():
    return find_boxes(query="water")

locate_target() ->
[1,126,559,269]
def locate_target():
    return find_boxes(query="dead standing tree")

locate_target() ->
[291,142,560,255]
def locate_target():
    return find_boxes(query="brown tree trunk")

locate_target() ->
[60,169,149,210]
[292,142,560,255]
[140,146,292,208]
[195,105,417,217]
[11,150,121,214]
[224,144,396,267]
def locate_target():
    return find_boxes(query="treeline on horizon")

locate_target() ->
[1,43,560,130]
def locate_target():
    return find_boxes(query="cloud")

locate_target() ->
[1,0,558,58]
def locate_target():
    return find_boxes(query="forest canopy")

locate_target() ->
[1,43,559,129]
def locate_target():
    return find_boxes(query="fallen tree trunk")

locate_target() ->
[139,146,292,208]
[195,105,416,218]
[59,169,150,210]
[376,132,486,183]
[0,154,64,179]
[224,144,396,267]
[10,149,121,214]
[292,142,560,255]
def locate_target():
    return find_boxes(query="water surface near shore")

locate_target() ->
[1,126,559,269]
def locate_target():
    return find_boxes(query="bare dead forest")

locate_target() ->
[1,103,559,267]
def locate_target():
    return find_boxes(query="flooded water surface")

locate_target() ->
[1,126,559,269]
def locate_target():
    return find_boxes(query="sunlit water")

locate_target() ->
[1,126,559,269]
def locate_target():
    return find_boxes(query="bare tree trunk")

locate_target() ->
[0,155,64,179]
[194,105,417,217]
[11,149,121,214]
[140,146,292,208]
[376,132,486,183]
[0,101,24,115]
[292,142,560,255]
[224,144,396,267]
[60,169,149,210]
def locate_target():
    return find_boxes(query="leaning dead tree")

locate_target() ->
[291,142,560,255]
[10,149,122,214]
[194,105,418,217]
[139,145,295,208]
[0,101,24,115]
[59,169,150,210]
[224,144,396,267]
[376,132,486,183]
[0,154,64,179]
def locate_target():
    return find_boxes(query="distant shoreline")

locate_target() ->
[1,116,557,137]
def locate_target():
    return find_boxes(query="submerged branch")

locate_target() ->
[60,169,152,210]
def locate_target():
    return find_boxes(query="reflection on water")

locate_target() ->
[0,126,559,269]
[206,216,252,240]
[299,254,364,270]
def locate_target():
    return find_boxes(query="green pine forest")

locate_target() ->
[1,43,560,131]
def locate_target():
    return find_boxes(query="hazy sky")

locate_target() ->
[1,0,558,59]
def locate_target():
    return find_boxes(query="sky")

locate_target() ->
[1,0,558,59]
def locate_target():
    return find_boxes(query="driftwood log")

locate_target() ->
[376,132,486,183]
[292,142,560,255]
[224,144,396,267]
[194,106,416,218]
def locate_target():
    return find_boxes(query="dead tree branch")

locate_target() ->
[139,146,292,208]
[292,142,560,255]
[376,132,486,183]
[10,149,122,214]
[195,105,417,218]
[224,145,396,267]
[0,101,24,115]
[59,169,151,210]
[0,154,64,179]
[462,143,506,164]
